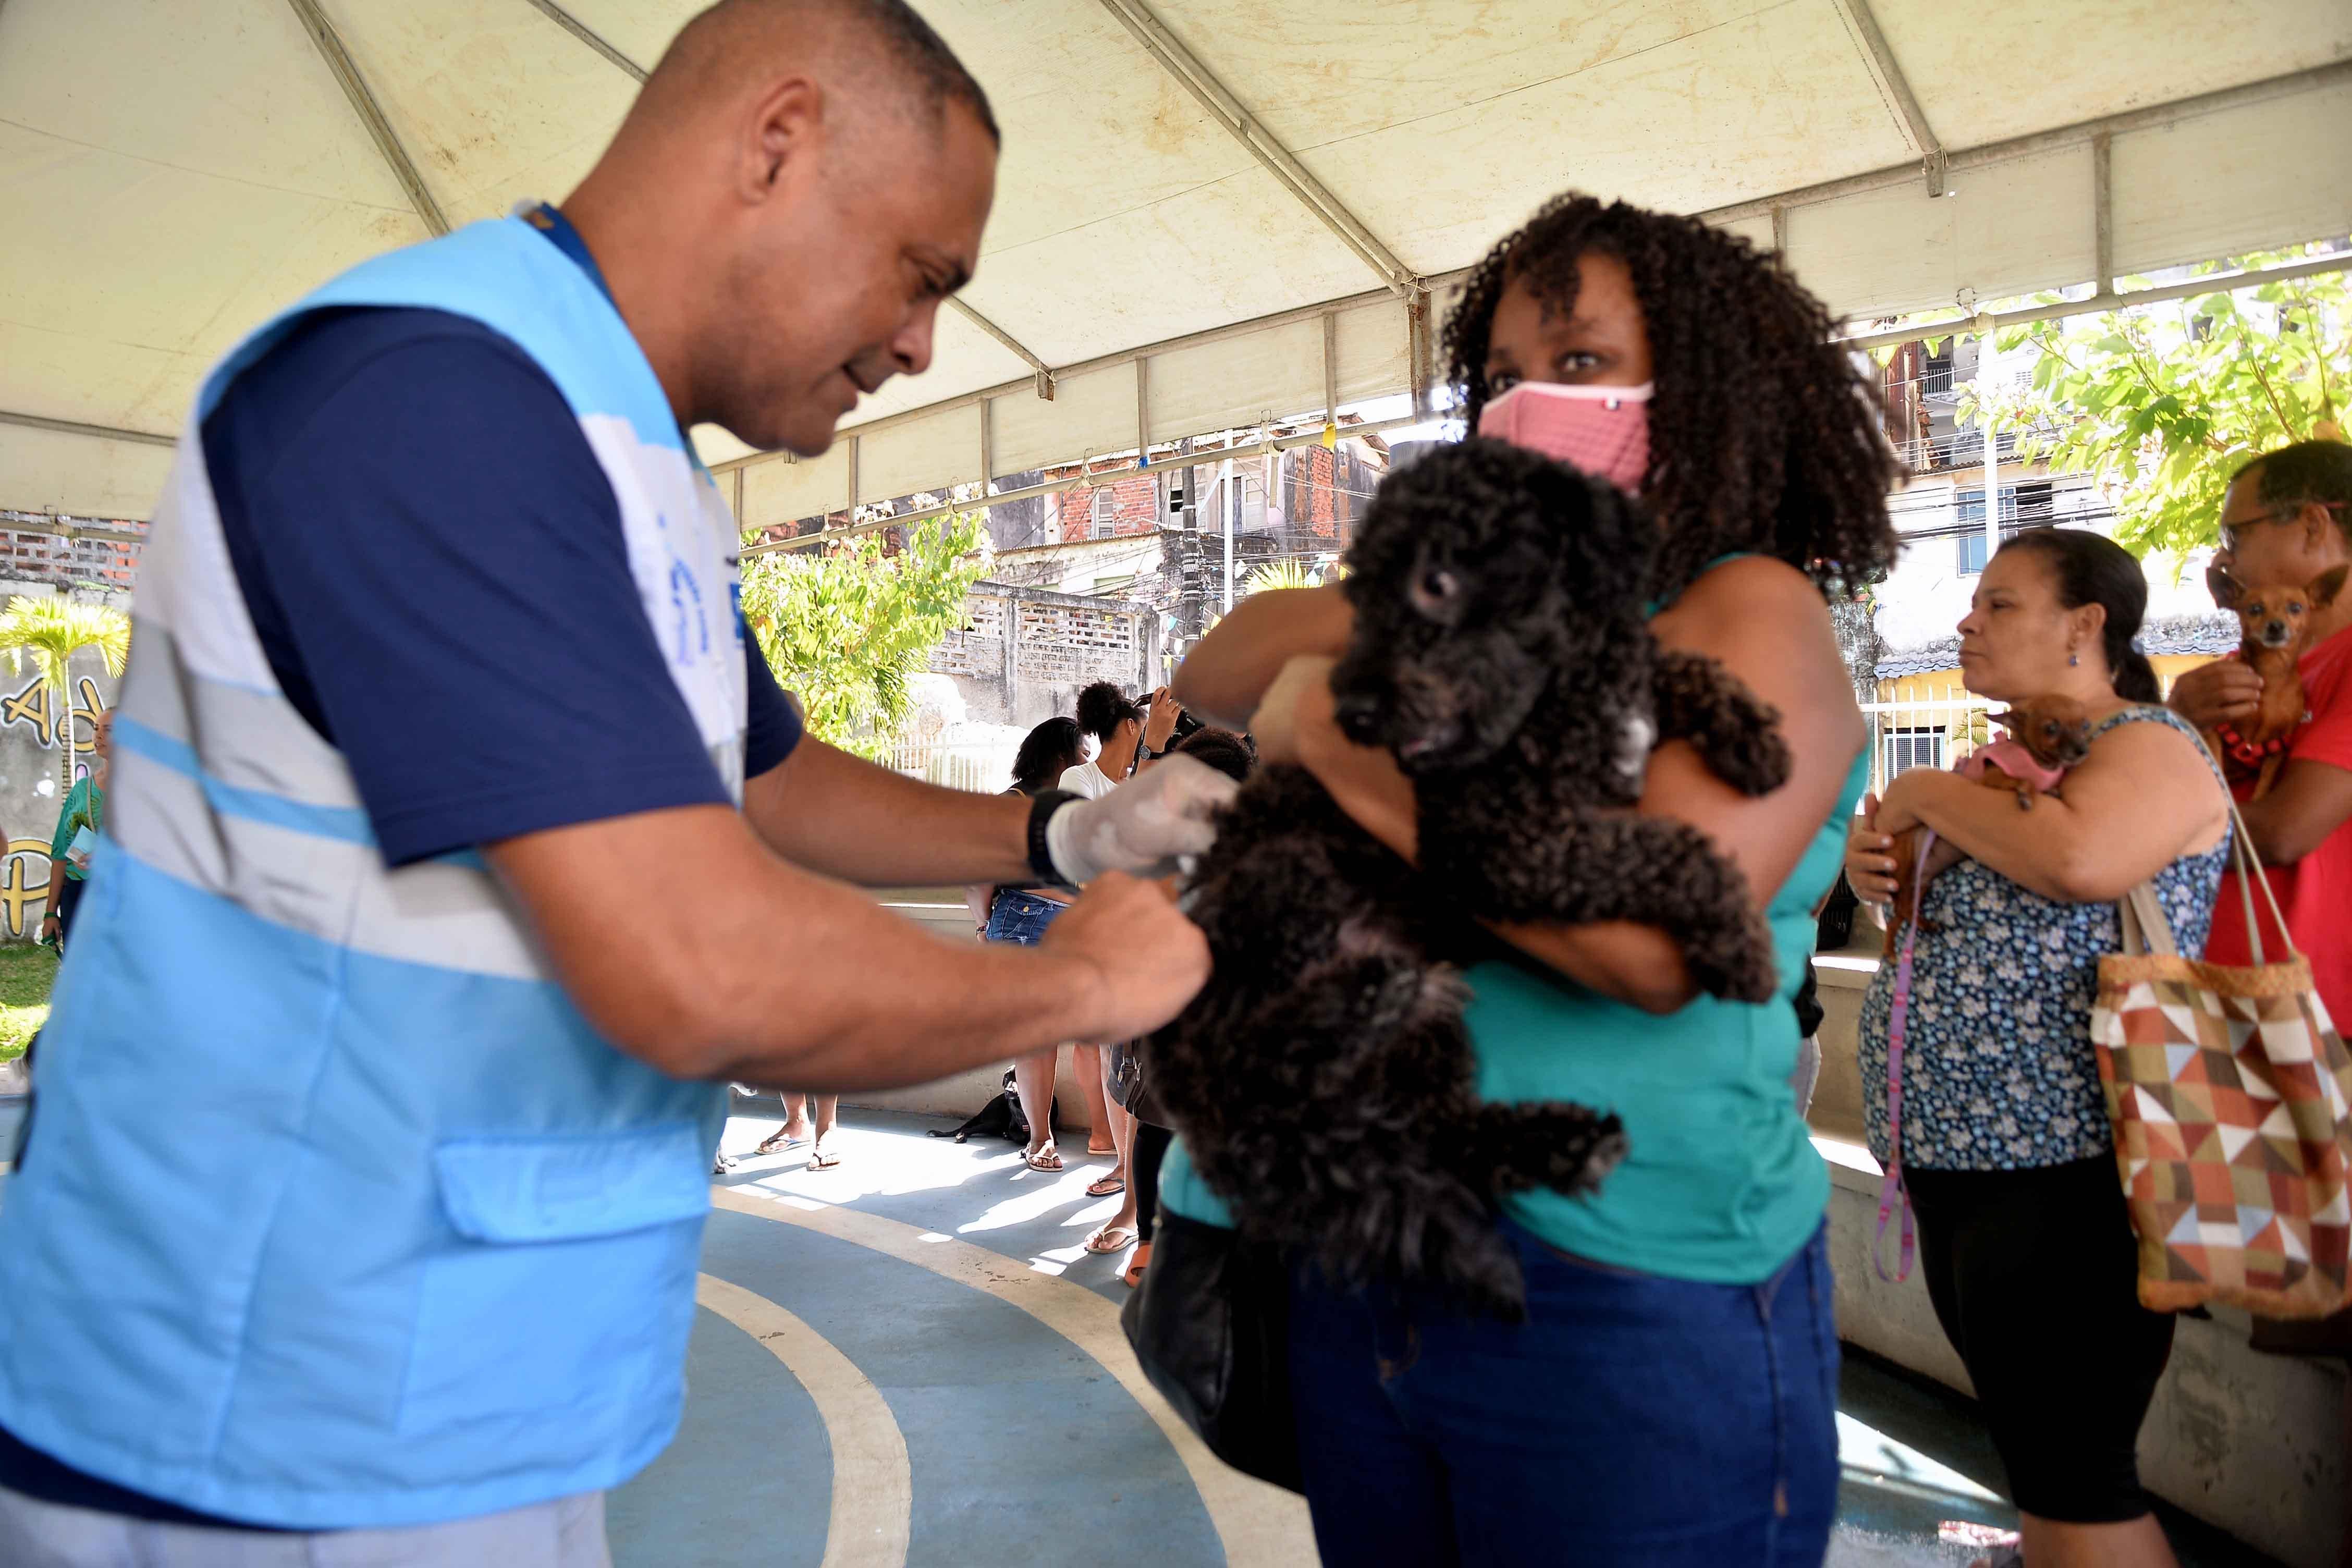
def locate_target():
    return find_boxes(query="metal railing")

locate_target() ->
[881,738,1025,794]
[1859,687,1994,802]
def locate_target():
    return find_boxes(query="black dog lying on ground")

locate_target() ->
[1150,439,1790,1318]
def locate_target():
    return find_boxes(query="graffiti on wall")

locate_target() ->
[0,672,114,937]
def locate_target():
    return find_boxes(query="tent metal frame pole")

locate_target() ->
[1835,251,2351,351]
[285,0,449,237]
[1827,0,1946,195]
[517,0,645,80]
[2092,132,2116,293]
[1705,58,2348,227]
[745,413,1420,557]
[0,410,177,449]
[1093,0,1419,300]
[712,274,1465,477]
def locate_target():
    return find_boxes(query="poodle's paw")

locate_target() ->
[1689,921,1783,1005]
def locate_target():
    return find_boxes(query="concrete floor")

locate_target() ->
[0,1095,2284,1566]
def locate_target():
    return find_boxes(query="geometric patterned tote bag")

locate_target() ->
[2090,797,2352,1319]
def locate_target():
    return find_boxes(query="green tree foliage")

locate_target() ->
[0,595,131,792]
[1242,557,1345,597]
[1963,247,2347,559]
[738,511,986,761]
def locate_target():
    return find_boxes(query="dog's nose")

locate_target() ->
[1332,692,1380,738]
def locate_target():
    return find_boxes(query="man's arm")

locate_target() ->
[2237,759,2352,867]
[487,803,1207,1088]
[741,738,1034,886]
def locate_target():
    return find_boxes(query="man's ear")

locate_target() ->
[740,76,825,204]
[2308,562,2351,610]
[2207,564,2246,612]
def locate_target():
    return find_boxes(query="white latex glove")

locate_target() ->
[1046,753,1238,884]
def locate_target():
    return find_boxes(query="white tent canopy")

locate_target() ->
[3,0,2348,526]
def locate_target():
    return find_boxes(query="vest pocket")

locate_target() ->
[400,1123,710,1437]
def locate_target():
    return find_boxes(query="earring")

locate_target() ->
[2069,651,2080,667]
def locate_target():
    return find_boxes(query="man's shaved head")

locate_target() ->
[637,0,997,149]
[565,0,1000,455]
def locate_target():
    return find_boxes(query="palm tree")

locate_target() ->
[1242,558,1343,597]
[0,596,131,797]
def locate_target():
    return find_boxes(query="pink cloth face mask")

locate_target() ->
[1475,380,1654,493]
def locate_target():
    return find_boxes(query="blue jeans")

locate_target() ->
[985,889,1063,946]
[1287,1220,1838,1567]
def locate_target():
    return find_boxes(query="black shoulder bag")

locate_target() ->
[1119,1210,1302,1493]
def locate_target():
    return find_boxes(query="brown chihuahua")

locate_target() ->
[1883,695,2098,957]
[2204,564,2350,800]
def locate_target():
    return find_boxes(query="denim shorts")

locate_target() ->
[1286,1220,1839,1567]
[984,890,1063,947]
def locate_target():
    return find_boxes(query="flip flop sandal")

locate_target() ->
[1122,1244,1153,1289]
[806,1149,842,1171]
[1084,1226,1138,1255]
[1085,1175,1127,1197]
[756,1131,811,1156]
[1086,1140,1117,1156]
[1024,1148,1064,1172]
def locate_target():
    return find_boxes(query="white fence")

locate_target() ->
[882,737,1024,795]
[1860,684,1994,802]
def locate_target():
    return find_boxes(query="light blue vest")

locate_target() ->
[0,216,746,1528]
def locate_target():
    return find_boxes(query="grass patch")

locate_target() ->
[0,944,58,1061]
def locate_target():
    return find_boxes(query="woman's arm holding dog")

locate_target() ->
[1173,584,1354,727]
[1873,722,2226,902]
[1275,559,1864,1014]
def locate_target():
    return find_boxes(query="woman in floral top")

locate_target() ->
[1846,530,2228,1568]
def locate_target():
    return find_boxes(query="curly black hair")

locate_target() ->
[1442,193,1901,596]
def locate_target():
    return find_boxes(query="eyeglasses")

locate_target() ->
[2218,499,2345,554]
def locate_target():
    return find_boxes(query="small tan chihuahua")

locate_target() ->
[2204,564,2350,800]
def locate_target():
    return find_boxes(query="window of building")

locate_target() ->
[1884,728,1945,777]
[1092,488,1115,537]
[1921,342,1955,396]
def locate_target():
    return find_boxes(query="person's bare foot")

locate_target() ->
[806,1134,841,1171]
[1086,1135,1116,1156]
[1023,1143,1063,1172]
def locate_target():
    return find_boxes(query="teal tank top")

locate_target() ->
[1160,561,1864,1284]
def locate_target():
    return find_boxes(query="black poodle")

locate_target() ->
[1150,438,1790,1318]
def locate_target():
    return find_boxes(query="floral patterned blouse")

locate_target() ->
[1859,706,2229,1171]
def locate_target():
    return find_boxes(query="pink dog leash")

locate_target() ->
[1872,829,1937,1284]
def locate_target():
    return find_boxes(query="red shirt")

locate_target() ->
[2204,621,2352,1025]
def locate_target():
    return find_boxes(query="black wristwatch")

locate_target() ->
[1027,789,1080,887]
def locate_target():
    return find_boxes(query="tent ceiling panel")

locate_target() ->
[740,445,848,532]
[2110,77,2352,278]
[0,0,419,208]
[1144,316,1323,444]
[0,426,177,523]
[949,163,1381,368]
[856,404,982,503]
[544,0,696,75]
[1165,0,1917,278]
[1331,296,1414,411]
[3,0,2346,522]
[1878,0,2352,150]
[988,362,1140,480]
[1785,144,2095,323]
[323,0,635,226]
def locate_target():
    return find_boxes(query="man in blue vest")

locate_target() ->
[0,3,1229,1562]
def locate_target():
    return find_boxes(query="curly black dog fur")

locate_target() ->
[1152,439,1790,1319]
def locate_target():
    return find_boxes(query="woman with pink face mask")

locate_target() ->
[1162,194,1901,1567]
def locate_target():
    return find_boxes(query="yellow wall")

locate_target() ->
[1878,652,2216,705]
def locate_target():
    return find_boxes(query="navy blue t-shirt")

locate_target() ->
[0,252,803,1523]
[199,304,800,864]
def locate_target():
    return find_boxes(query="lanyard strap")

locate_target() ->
[1873,829,1935,1284]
